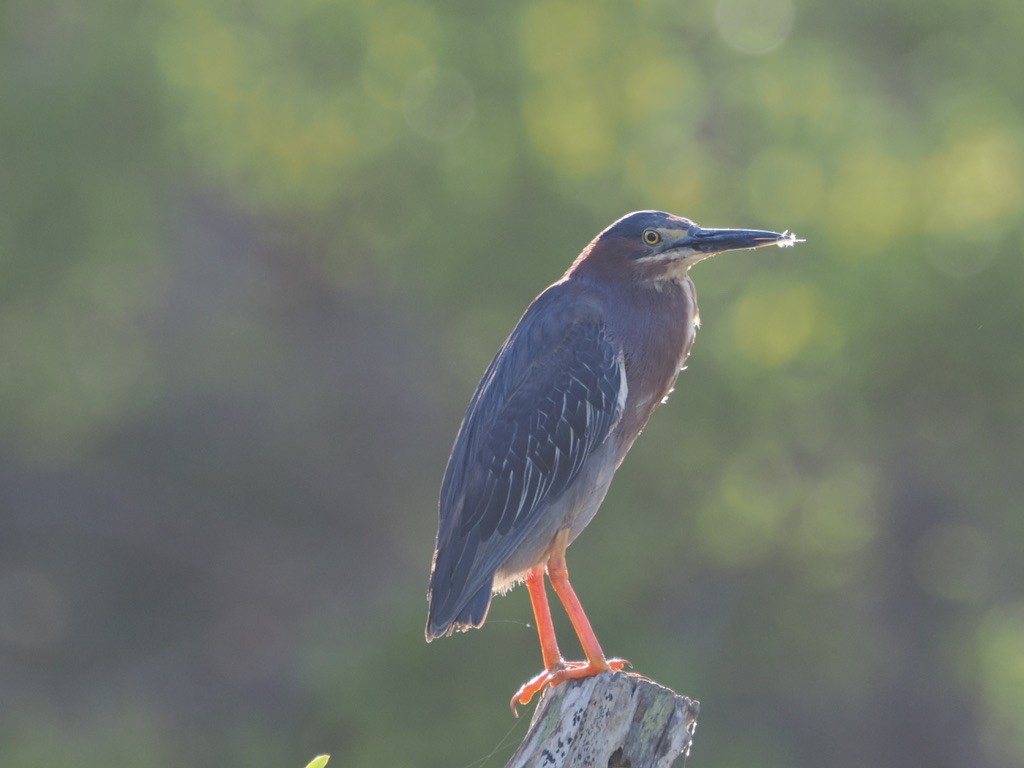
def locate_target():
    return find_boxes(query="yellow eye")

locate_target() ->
[643,229,661,245]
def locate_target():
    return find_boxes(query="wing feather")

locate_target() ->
[426,285,625,638]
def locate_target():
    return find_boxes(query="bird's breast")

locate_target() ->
[614,277,699,441]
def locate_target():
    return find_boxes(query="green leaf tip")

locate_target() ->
[303,755,329,768]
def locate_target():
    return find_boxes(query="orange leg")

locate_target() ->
[547,535,627,674]
[525,563,562,670]
[510,530,629,713]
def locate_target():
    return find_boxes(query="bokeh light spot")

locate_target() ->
[827,147,913,257]
[523,83,614,176]
[797,462,877,556]
[698,441,803,565]
[733,282,822,368]
[976,603,1024,762]
[925,130,1023,235]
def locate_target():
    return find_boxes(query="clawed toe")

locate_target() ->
[510,659,632,715]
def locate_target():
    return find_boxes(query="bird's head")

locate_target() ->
[569,210,802,284]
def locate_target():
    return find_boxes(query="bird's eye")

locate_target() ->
[643,229,661,245]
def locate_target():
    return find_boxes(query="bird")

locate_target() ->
[425,210,802,710]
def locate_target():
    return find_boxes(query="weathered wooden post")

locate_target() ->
[505,672,699,768]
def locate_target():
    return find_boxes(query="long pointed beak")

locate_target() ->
[673,227,804,255]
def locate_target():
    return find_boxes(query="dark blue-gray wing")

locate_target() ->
[426,291,624,639]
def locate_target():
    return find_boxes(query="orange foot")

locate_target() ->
[510,658,629,715]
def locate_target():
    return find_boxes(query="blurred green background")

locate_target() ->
[2,0,1022,766]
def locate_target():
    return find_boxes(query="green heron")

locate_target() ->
[426,211,801,710]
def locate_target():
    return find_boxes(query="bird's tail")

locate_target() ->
[425,579,493,641]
